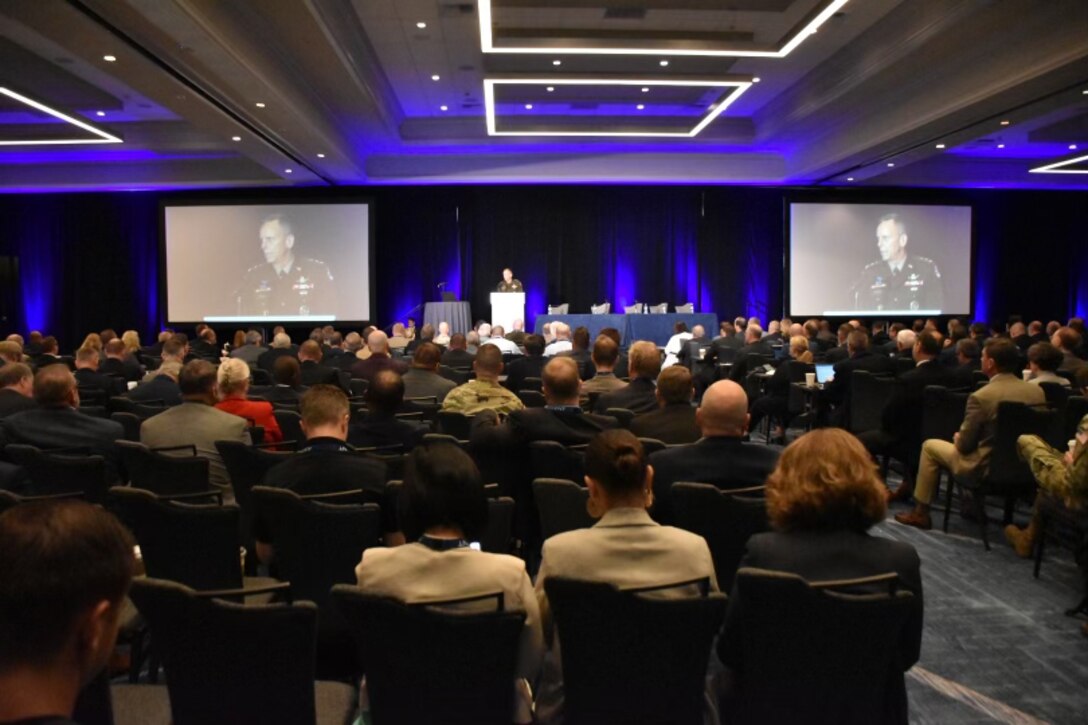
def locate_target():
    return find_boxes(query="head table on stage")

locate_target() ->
[533,313,718,347]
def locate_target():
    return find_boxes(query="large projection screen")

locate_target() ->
[788,202,972,317]
[163,202,371,323]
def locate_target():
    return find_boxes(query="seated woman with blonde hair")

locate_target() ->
[718,428,922,720]
[214,357,283,446]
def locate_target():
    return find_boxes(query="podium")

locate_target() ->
[490,292,525,331]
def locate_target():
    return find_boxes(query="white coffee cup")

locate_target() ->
[1022,370,1031,381]
[127,381,138,390]
[805,372,816,387]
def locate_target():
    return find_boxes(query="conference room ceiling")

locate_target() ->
[0,0,1085,191]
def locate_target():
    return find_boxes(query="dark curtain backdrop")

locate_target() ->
[0,185,1084,348]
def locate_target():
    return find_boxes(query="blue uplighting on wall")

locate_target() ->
[612,254,637,312]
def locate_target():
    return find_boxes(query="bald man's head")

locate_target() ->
[367,330,389,354]
[542,357,581,405]
[696,380,749,437]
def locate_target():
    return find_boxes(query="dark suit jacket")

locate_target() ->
[439,348,476,369]
[593,377,658,415]
[0,460,31,494]
[729,340,775,382]
[649,436,780,524]
[629,403,700,445]
[256,347,296,373]
[74,368,127,398]
[824,350,896,405]
[323,349,356,372]
[348,414,426,450]
[504,354,547,393]
[248,384,305,404]
[718,529,922,721]
[2,406,125,481]
[949,359,982,389]
[880,359,958,442]
[99,356,143,383]
[350,354,409,382]
[299,360,341,388]
[190,339,220,361]
[126,376,182,406]
[0,389,38,419]
[824,344,850,363]
[507,407,618,446]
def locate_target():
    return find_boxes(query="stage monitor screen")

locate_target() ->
[163,202,371,323]
[788,202,971,317]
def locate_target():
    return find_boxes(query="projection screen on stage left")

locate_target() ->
[162,201,371,323]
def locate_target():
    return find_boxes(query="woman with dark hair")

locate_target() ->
[354,443,542,722]
[534,429,717,722]
[718,428,922,719]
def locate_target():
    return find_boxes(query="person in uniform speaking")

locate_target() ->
[496,267,524,293]
[236,213,336,316]
[849,213,944,312]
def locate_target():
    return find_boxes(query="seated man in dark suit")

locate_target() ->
[593,340,661,415]
[856,330,957,500]
[348,369,426,450]
[439,333,476,369]
[33,336,67,369]
[127,361,183,406]
[189,327,220,361]
[822,328,896,408]
[0,500,136,725]
[504,334,547,393]
[256,332,296,373]
[728,324,774,383]
[297,340,343,390]
[2,365,126,482]
[823,323,854,364]
[73,346,126,401]
[351,330,410,382]
[253,356,307,404]
[649,379,780,524]
[948,338,982,388]
[0,363,38,419]
[629,365,700,445]
[503,356,618,445]
[556,326,596,381]
[259,384,395,554]
[99,338,143,383]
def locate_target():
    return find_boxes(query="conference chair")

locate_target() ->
[590,301,611,314]
[129,578,356,725]
[331,587,525,725]
[272,409,304,446]
[604,407,636,428]
[648,302,669,314]
[436,410,473,440]
[480,496,516,554]
[529,440,586,483]
[115,440,213,497]
[109,396,167,419]
[543,577,726,725]
[723,569,915,725]
[517,389,546,408]
[945,401,1061,549]
[533,478,595,540]
[623,302,642,314]
[1037,381,1071,406]
[3,444,109,503]
[674,302,694,313]
[847,370,896,434]
[671,483,769,591]
[110,411,141,442]
[547,303,570,314]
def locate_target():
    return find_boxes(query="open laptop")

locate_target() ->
[815,363,835,385]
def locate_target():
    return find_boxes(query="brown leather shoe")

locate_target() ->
[886,484,913,504]
[894,509,932,530]
[1003,523,1036,558]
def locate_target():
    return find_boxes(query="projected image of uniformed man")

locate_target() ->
[849,213,944,312]
[236,213,336,316]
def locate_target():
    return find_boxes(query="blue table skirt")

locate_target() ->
[424,302,473,335]
[534,313,718,347]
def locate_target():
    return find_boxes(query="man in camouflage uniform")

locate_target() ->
[236,213,336,317]
[441,344,524,416]
[849,213,945,312]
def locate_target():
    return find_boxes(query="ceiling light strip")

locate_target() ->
[0,87,123,145]
[1029,154,1088,174]
[478,0,849,58]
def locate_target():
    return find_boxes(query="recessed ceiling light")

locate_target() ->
[552,60,561,66]
[935,143,946,149]
[440,105,448,111]
[255,102,266,108]
[317,153,325,158]
[637,104,645,110]
[546,86,554,92]
[1083,90,1088,95]
[1000,120,1010,126]
[103,55,116,62]
[1071,144,1079,150]
[95,111,105,117]
[887,162,895,167]
[231,136,241,141]
[846,177,854,181]
[524,104,533,110]
[416,22,427,29]
[641,87,649,93]
[659,60,669,67]
[284,169,292,174]
[752,77,761,83]
[431,74,440,81]
[997,144,1005,149]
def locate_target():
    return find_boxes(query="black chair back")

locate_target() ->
[3,444,109,503]
[671,483,769,591]
[480,496,516,554]
[532,478,595,539]
[848,370,896,434]
[988,402,1063,490]
[273,409,304,446]
[637,437,668,455]
[129,578,320,725]
[544,577,726,725]
[529,440,586,484]
[1038,381,1071,406]
[522,376,543,392]
[436,410,473,439]
[920,386,969,442]
[110,411,141,442]
[1063,396,1088,441]
[727,568,914,725]
[110,396,167,419]
[116,440,211,496]
[517,389,546,408]
[331,586,525,725]
[605,407,635,428]
[109,487,242,592]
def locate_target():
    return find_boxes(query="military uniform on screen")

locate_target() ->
[848,255,944,312]
[236,257,336,317]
